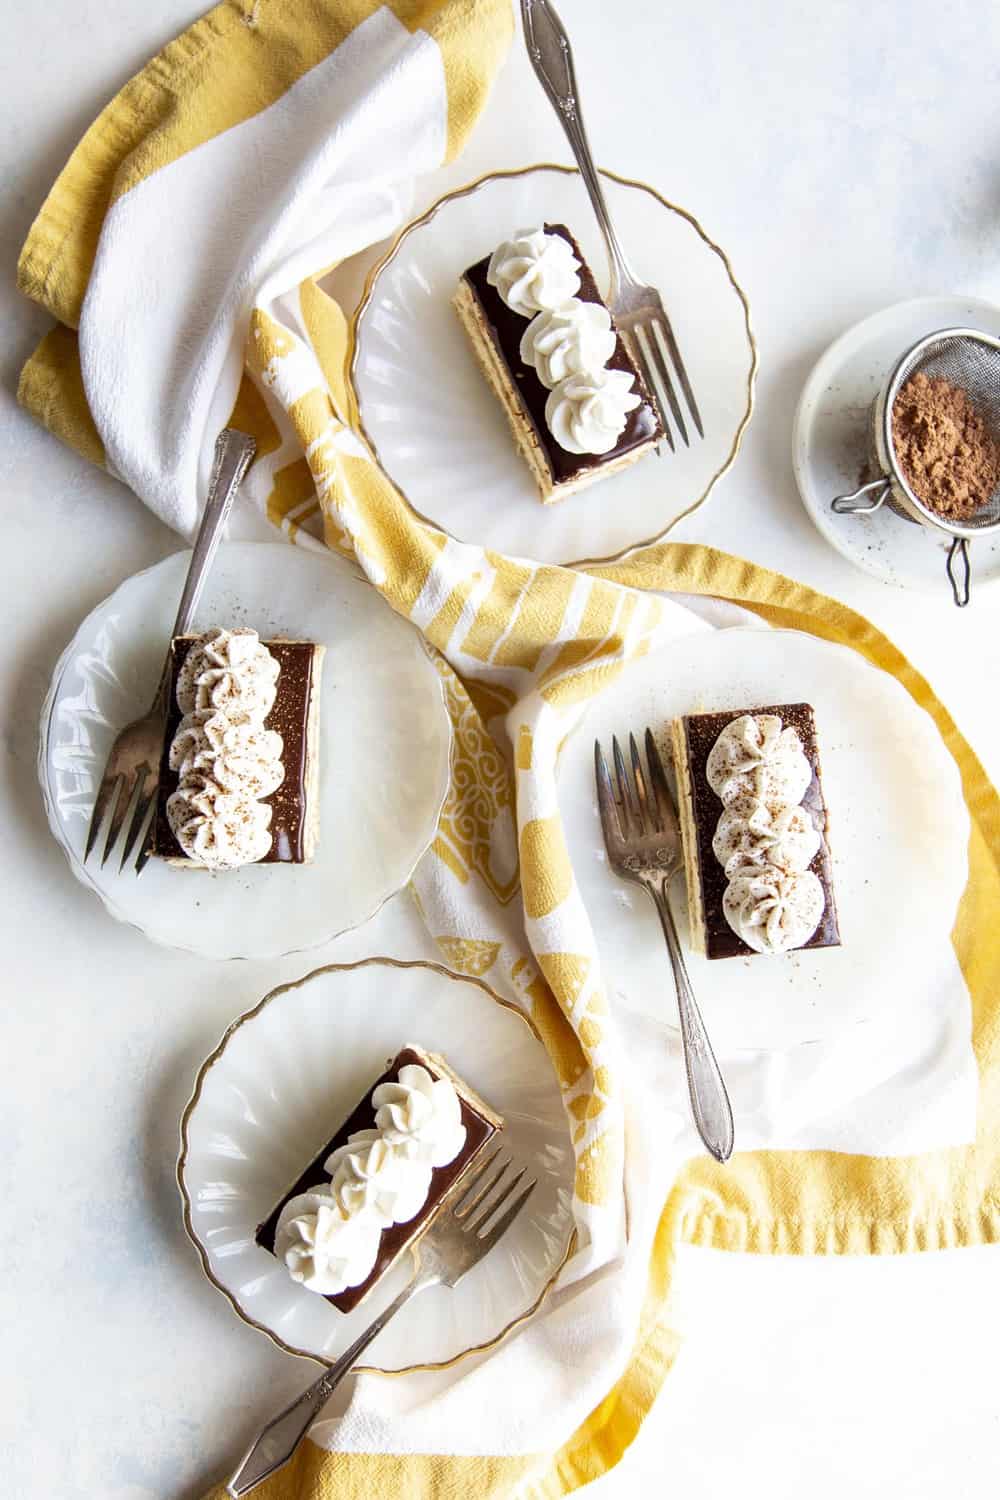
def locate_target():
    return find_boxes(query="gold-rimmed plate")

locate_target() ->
[178,958,576,1371]
[350,164,756,567]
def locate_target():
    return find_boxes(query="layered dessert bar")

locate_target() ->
[454,224,661,502]
[256,1046,503,1312]
[671,704,840,959]
[152,627,323,869]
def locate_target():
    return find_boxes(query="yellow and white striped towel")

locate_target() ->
[18,3,1000,1498]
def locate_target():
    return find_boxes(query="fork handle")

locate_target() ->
[170,428,257,642]
[650,880,735,1163]
[521,0,636,290]
[227,1271,435,1497]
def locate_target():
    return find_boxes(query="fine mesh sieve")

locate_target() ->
[831,327,1000,605]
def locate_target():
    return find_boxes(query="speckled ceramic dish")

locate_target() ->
[793,295,1000,597]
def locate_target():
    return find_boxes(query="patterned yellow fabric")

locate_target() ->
[17,2,1000,1497]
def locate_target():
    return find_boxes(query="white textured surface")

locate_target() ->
[2,3,1000,1498]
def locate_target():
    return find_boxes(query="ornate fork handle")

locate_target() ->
[228,1267,438,1496]
[645,875,735,1163]
[521,0,637,293]
[152,428,257,714]
[173,429,257,640]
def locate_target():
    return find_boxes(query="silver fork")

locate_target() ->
[83,429,256,875]
[595,730,734,1162]
[227,1149,536,1497]
[522,0,703,451]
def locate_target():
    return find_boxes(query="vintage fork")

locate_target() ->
[227,1149,537,1497]
[522,0,703,451]
[595,730,734,1162]
[83,429,256,875]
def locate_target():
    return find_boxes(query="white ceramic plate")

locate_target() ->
[793,294,1000,598]
[178,959,575,1370]
[560,627,969,1051]
[352,165,756,567]
[39,544,452,960]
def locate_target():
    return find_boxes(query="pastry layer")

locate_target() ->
[256,1046,502,1313]
[300,651,323,862]
[153,636,323,867]
[457,223,660,501]
[672,703,841,960]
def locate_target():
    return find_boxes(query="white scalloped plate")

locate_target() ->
[351,165,756,566]
[178,959,575,1370]
[39,544,452,959]
[560,627,970,1051]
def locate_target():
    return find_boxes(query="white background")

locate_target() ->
[3,2,1000,1496]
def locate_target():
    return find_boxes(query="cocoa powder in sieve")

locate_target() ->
[891,371,1000,520]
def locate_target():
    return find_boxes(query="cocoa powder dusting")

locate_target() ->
[891,371,1000,520]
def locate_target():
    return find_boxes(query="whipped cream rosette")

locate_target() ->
[168,713,284,797]
[486,227,580,316]
[706,713,813,809]
[371,1062,468,1166]
[176,625,280,719]
[712,800,821,879]
[325,1130,433,1227]
[166,628,285,870]
[545,367,642,456]
[519,300,616,387]
[722,863,826,955]
[166,776,275,867]
[706,714,826,955]
[274,1189,383,1296]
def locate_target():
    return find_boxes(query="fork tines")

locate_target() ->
[622,312,704,455]
[449,1148,537,1243]
[595,729,673,845]
[84,761,158,873]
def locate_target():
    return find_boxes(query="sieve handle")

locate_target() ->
[946,537,971,608]
[831,478,890,515]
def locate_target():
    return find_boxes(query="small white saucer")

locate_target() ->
[793,295,1000,598]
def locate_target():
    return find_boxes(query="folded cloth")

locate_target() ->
[18,3,1000,1498]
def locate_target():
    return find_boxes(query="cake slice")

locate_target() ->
[256,1046,503,1312]
[152,627,323,869]
[671,704,840,959]
[454,223,661,503]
